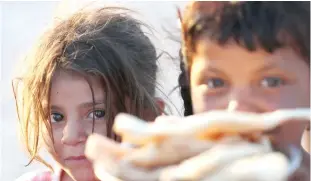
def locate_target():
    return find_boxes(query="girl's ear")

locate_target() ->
[155,97,165,114]
[142,97,166,122]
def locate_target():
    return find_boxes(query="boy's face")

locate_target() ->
[190,38,310,145]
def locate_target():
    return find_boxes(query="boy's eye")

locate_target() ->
[207,78,226,88]
[260,77,285,88]
[51,113,64,123]
[88,110,106,119]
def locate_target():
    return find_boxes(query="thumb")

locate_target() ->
[85,133,131,161]
[93,158,123,181]
[154,115,181,124]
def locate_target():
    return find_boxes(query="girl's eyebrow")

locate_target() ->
[50,105,62,111]
[78,101,106,108]
[50,100,106,110]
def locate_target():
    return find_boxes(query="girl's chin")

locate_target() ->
[66,160,92,170]
[68,167,96,181]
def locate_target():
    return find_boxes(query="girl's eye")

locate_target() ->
[88,110,106,119]
[51,113,64,123]
[206,78,226,89]
[260,77,285,88]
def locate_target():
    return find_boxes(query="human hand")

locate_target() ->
[85,109,310,181]
[85,134,292,181]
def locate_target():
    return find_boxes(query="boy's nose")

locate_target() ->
[226,100,258,112]
[62,120,87,146]
[225,88,263,113]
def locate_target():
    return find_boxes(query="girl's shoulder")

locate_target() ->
[15,170,53,181]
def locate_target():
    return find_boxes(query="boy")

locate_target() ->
[179,2,310,179]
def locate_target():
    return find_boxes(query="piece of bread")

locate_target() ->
[114,109,310,145]
[106,108,310,181]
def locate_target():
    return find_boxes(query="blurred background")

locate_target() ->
[0,1,187,180]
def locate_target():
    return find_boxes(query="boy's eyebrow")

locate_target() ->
[202,66,229,79]
[206,67,223,73]
[204,66,227,76]
[255,62,278,73]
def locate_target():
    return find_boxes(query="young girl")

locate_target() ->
[86,1,310,181]
[14,7,164,181]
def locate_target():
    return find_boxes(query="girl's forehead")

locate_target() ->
[52,70,103,87]
[50,70,106,104]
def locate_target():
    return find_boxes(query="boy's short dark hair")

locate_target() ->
[178,2,310,116]
[180,2,310,69]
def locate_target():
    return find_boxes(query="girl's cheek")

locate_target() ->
[92,121,107,136]
[42,124,65,157]
[52,129,63,148]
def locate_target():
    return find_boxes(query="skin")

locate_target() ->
[190,37,310,172]
[49,71,106,181]
[48,70,164,181]
[302,129,310,153]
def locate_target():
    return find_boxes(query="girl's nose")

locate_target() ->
[61,119,87,146]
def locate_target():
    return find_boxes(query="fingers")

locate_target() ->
[114,162,167,181]
[85,133,132,161]
[200,152,289,181]
[113,113,156,145]
[85,134,171,181]
[93,161,123,181]
[154,115,181,124]
[123,136,214,168]
[88,109,310,181]
[262,108,310,124]
[160,139,272,181]
[85,134,130,180]
[93,158,159,181]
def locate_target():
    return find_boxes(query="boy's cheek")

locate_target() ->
[272,87,310,109]
[190,84,211,114]
[190,86,205,114]
[190,86,227,114]
[192,80,309,106]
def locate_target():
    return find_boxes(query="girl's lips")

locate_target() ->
[65,155,87,161]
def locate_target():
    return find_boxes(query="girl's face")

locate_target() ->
[190,38,310,145]
[49,71,106,180]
